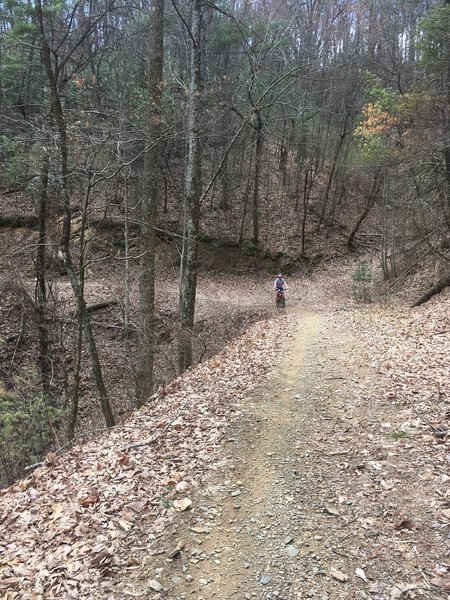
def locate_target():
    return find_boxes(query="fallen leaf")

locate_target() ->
[175,480,189,492]
[433,564,448,576]
[368,460,383,471]
[381,479,393,490]
[390,586,403,600]
[167,542,185,559]
[79,492,99,506]
[330,567,349,582]
[324,505,340,516]
[190,526,206,533]
[431,578,450,591]
[394,519,417,530]
[390,583,418,599]
[419,470,434,481]
[117,519,133,531]
[355,567,368,582]
[173,498,192,511]
[45,452,59,466]
[91,550,113,567]
[51,503,66,520]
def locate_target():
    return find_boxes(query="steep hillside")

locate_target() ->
[0,183,372,487]
[1,268,449,598]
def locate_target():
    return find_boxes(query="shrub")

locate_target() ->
[0,377,66,486]
[352,260,373,302]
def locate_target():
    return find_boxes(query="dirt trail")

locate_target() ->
[141,308,351,598]
[138,306,445,600]
[175,308,324,599]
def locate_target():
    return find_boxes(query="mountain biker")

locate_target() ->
[274,274,287,293]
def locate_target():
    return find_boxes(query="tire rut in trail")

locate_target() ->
[146,308,333,600]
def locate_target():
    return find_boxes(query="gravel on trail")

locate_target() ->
[3,280,447,600]
[134,306,448,600]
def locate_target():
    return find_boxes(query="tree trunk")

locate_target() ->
[413,274,450,306]
[219,48,230,211]
[35,0,115,428]
[239,150,254,248]
[219,150,230,211]
[444,29,450,218]
[67,293,83,441]
[137,0,164,403]
[252,111,263,246]
[301,168,316,255]
[35,147,51,397]
[280,117,293,189]
[318,112,350,230]
[347,171,382,248]
[178,0,202,373]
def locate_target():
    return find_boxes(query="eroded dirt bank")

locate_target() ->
[130,306,449,600]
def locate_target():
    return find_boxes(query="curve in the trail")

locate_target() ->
[121,299,448,600]
[149,309,334,599]
[190,310,323,598]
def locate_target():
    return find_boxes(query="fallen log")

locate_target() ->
[0,215,39,228]
[413,274,450,307]
[85,300,118,312]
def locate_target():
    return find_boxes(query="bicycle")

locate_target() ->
[275,289,286,308]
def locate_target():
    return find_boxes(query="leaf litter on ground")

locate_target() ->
[0,315,289,599]
[1,266,449,599]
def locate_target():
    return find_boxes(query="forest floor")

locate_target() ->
[1,266,449,600]
[123,297,450,600]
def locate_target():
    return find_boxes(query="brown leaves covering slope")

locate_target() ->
[1,258,449,599]
[337,290,450,594]
[0,315,288,599]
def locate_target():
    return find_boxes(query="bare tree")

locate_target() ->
[35,0,115,429]
[178,0,203,372]
[137,0,165,402]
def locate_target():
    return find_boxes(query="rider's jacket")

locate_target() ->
[274,277,286,290]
